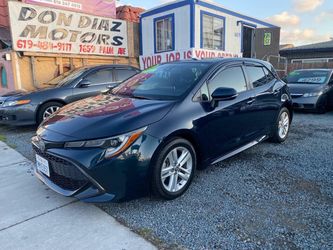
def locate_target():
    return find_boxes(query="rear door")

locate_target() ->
[243,64,281,137]
[70,68,115,102]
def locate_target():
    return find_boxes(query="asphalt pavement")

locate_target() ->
[0,112,332,249]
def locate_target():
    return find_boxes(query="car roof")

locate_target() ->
[167,58,272,67]
[81,64,139,70]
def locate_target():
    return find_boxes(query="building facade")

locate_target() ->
[139,0,280,69]
[280,40,333,64]
[0,0,140,94]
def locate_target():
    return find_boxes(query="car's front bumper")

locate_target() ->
[291,95,325,110]
[0,104,37,126]
[32,134,160,203]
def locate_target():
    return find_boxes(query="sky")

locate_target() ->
[116,0,333,46]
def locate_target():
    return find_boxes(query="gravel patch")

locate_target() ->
[0,125,36,161]
[1,112,333,249]
[99,112,333,249]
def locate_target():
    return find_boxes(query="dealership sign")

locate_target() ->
[139,49,243,70]
[22,0,116,18]
[8,2,128,56]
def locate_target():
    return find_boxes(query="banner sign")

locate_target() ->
[140,49,243,70]
[22,0,116,18]
[9,2,128,56]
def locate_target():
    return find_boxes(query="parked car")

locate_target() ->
[285,69,333,113]
[0,65,140,125]
[31,58,293,202]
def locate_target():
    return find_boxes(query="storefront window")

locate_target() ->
[0,66,7,88]
[202,13,225,51]
[155,14,174,53]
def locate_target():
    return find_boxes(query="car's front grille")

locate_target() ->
[33,145,89,191]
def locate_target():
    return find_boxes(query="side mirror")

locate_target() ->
[211,87,238,107]
[107,83,117,90]
[101,84,117,94]
[78,79,91,88]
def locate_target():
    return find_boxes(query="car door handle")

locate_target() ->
[247,97,256,105]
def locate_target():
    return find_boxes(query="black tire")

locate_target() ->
[316,99,327,114]
[37,102,63,125]
[270,107,291,143]
[151,138,196,200]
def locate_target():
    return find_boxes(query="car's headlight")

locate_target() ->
[3,100,31,107]
[303,91,323,98]
[64,127,147,159]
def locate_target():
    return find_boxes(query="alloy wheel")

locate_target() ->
[161,147,193,193]
[43,106,60,120]
[278,111,290,139]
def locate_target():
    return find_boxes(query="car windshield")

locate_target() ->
[111,63,211,100]
[47,68,87,87]
[286,70,330,84]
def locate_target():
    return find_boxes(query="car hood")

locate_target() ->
[0,90,29,102]
[288,83,326,94]
[41,94,175,141]
[0,88,57,101]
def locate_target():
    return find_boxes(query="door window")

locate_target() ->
[246,66,268,88]
[84,69,113,85]
[208,66,247,94]
[194,82,210,102]
[116,69,137,82]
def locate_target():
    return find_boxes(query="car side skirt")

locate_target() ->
[211,135,268,165]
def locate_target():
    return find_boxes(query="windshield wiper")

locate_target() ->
[131,95,152,100]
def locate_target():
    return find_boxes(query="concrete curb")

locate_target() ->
[0,142,156,250]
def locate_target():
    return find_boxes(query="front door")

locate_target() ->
[70,68,115,102]
[196,65,255,159]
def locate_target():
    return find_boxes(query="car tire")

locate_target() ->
[37,102,63,125]
[151,138,196,200]
[270,107,291,143]
[316,99,327,114]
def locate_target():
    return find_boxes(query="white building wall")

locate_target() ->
[195,4,268,54]
[141,5,191,56]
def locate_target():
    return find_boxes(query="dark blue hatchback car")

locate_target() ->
[32,58,293,202]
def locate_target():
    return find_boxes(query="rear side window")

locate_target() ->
[84,69,113,84]
[209,66,247,94]
[246,66,267,88]
[263,67,276,82]
[116,69,137,82]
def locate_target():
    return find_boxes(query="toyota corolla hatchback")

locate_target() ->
[32,59,293,202]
